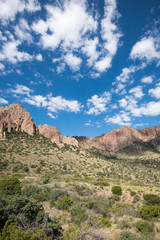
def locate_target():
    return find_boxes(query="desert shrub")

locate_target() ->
[112,186,122,195]
[57,196,73,210]
[82,200,96,209]
[117,220,132,229]
[0,220,48,240]
[130,190,136,196]
[135,220,153,233]
[143,194,160,205]
[70,204,87,225]
[22,185,41,198]
[93,180,110,187]
[75,185,87,196]
[50,189,69,201]
[0,176,21,195]
[115,230,136,240]
[96,217,111,228]
[139,205,160,220]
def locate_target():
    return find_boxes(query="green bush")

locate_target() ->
[130,190,136,196]
[50,189,69,201]
[117,220,131,229]
[70,204,87,225]
[96,217,111,228]
[135,220,153,233]
[0,176,21,195]
[112,186,122,195]
[143,194,160,205]
[0,220,48,240]
[22,185,41,198]
[115,230,135,240]
[139,205,160,220]
[57,196,73,210]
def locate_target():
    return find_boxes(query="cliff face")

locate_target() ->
[75,126,160,152]
[1,103,160,152]
[0,103,37,138]
[37,124,79,147]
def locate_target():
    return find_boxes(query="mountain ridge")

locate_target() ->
[1,103,160,152]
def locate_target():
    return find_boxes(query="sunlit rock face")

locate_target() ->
[0,103,37,138]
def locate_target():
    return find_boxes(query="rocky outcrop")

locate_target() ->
[38,124,61,144]
[1,103,160,152]
[0,103,37,138]
[75,126,160,152]
[37,124,78,147]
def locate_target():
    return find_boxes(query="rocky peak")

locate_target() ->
[0,103,37,138]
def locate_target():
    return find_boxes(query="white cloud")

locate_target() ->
[0,63,5,70]
[94,56,112,72]
[105,111,131,126]
[84,120,93,126]
[0,40,33,64]
[86,91,111,115]
[23,93,83,113]
[14,18,32,43]
[0,0,40,22]
[48,112,58,119]
[32,0,121,74]
[141,76,153,84]
[130,37,160,62]
[32,0,97,50]
[129,86,144,99]
[119,98,127,108]
[64,53,82,71]
[131,101,160,117]
[36,54,43,61]
[149,86,160,99]
[0,97,8,104]
[9,84,32,96]
[82,37,99,67]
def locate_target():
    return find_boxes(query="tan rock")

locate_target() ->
[76,125,160,152]
[37,124,61,144]
[0,103,36,138]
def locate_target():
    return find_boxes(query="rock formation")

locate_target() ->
[1,103,160,152]
[37,124,78,147]
[75,126,160,152]
[0,103,37,138]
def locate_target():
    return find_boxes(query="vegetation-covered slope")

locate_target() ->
[0,131,160,239]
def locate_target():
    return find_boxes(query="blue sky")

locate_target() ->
[0,0,160,137]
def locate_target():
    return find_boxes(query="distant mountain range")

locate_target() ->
[1,103,160,152]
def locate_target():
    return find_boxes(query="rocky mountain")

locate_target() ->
[0,103,37,138]
[75,125,160,152]
[1,103,160,152]
[37,124,78,147]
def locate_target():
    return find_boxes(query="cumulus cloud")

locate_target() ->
[0,0,40,22]
[86,91,111,115]
[149,86,160,99]
[0,97,8,104]
[9,84,32,96]
[141,76,153,84]
[131,101,160,117]
[0,40,33,64]
[36,54,43,61]
[14,18,32,43]
[64,53,82,71]
[32,0,121,74]
[129,86,144,99]
[0,63,5,70]
[130,37,160,62]
[105,111,131,126]
[22,91,83,113]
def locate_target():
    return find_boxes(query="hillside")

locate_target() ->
[0,131,160,239]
